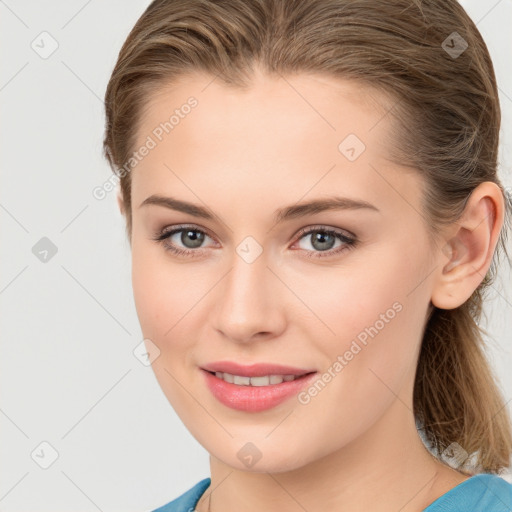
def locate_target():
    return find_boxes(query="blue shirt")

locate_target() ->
[151,473,512,511]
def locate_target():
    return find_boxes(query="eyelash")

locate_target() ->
[151,224,358,259]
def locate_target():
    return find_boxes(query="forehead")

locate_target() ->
[131,71,421,220]
[136,70,396,149]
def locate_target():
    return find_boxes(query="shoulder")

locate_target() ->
[424,473,512,511]
[150,478,211,512]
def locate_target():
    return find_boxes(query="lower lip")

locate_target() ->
[201,369,318,412]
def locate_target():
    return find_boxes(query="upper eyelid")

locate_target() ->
[159,224,217,242]
[295,224,355,239]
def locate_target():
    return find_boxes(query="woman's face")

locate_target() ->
[129,70,441,472]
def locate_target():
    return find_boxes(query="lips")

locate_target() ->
[200,360,318,412]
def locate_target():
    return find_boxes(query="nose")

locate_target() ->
[213,245,286,344]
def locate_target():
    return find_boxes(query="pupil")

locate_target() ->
[182,230,204,248]
[312,231,334,251]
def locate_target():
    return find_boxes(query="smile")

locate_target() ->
[209,371,299,386]
[202,369,318,412]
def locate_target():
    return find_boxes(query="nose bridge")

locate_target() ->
[214,239,281,341]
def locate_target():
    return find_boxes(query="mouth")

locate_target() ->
[201,368,319,412]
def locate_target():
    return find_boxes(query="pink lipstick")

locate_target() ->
[201,361,317,412]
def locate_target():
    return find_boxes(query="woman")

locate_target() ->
[102,0,512,510]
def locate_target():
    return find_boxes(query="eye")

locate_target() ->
[292,225,357,259]
[151,224,357,259]
[151,225,215,258]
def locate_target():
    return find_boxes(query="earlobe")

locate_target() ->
[430,182,504,310]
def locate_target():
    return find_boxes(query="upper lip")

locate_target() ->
[201,361,317,377]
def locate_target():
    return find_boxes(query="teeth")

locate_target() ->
[223,372,234,383]
[269,375,283,384]
[213,372,299,386]
[233,375,251,385]
[248,375,271,386]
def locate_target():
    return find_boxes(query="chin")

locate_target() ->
[208,439,317,474]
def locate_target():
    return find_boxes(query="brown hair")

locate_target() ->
[103,0,512,474]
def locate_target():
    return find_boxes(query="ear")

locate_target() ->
[431,181,505,310]
[116,187,125,216]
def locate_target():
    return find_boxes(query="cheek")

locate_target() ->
[302,244,430,380]
[131,239,214,355]
[131,244,200,409]
[289,255,419,351]
[327,252,429,399]
[131,240,182,340]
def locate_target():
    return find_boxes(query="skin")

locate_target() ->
[118,67,504,511]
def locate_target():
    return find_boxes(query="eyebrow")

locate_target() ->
[139,194,379,224]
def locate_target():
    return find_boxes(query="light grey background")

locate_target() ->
[1,1,511,511]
